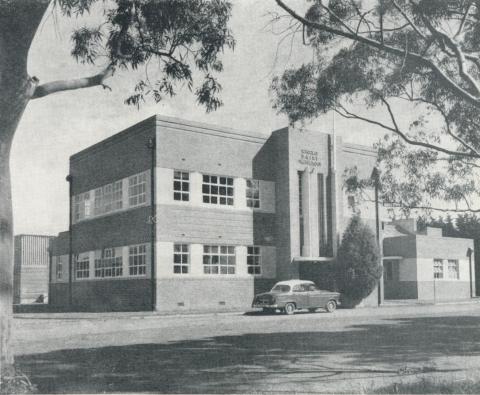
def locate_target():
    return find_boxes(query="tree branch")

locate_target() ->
[275,0,480,107]
[31,66,114,99]
[334,103,477,158]
[391,0,427,40]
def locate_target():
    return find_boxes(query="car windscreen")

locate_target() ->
[271,284,290,292]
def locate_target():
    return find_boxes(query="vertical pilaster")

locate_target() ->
[190,172,203,205]
[190,244,204,275]
[234,177,247,209]
[236,245,248,276]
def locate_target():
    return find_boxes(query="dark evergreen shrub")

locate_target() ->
[336,215,382,306]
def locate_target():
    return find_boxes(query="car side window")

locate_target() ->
[307,284,318,291]
[292,284,306,292]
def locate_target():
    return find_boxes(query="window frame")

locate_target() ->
[203,245,236,275]
[56,258,63,280]
[75,254,90,280]
[433,259,444,279]
[246,179,260,209]
[447,259,460,280]
[95,248,123,278]
[173,243,189,274]
[247,246,261,275]
[128,244,147,276]
[173,171,190,202]
[202,174,234,206]
[129,171,148,208]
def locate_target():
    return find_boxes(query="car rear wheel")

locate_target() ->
[325,300,337,313]
[284,303,296,315]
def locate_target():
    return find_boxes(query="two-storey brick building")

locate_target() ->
[49,115,380,312]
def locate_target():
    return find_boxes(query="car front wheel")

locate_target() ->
[325,300,337,313]
[284,303,296,315]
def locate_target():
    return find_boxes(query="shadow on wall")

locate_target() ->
[16,315,480,393]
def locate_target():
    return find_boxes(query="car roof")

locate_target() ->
[274,279,315,287]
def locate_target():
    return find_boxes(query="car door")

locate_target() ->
[307,284,329,308]
[291,284,309,308]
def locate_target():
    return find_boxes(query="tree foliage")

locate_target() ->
[34,0,235,111]
[336,215,382,305]
[272,0,480,214]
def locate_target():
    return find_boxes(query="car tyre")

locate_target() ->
[325,300,337,313]
[284,302,296,315]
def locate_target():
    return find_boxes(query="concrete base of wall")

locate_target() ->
[156,277,276,313]
[418,281,473,301]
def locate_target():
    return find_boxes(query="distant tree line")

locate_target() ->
[417,214,480,239]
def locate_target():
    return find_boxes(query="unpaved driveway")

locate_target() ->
[12,303,480,393]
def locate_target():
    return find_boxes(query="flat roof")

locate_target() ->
[70,114,377,162]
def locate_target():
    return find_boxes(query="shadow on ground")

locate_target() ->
[16,315,480,393]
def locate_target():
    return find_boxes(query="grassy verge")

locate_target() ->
[0,370,36,395]
[373,378,480,394]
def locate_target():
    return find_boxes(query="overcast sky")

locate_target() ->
[12,0,388,236]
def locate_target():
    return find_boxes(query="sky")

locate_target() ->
[12,0,389,236]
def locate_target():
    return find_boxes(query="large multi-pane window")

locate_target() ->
[95,248,123,278]
[94,188,103,216]
[129,244,147,276]
[73,192,91,222]
[103,183,113,213]
[202,175,234,206]
[246,179,260,208]
[247,246,261,275]
[203,245,235,274]
[173,171,190,201]
[448,259,460,279]
[75,255,90,279]
[109,180,123,211]
[174,244,189,274]
[433,259,444,279]
[129,172,148,207]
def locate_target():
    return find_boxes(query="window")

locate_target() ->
[247,246,261,275]
[129,172,148,207]
[73,192,91,222]
[129,244,147,276]
[56,258,63,280]
[433,259,444,279]
[384,260,399,281]
[95,248,123,278]
[246,179,260,208]
[448,259,459,279]
[94,188,103,216]
[203,245,235,274]
[103,183,113,213]
[202,175,234,206]
[174,244,189,274]
[112,181,123,210]
[75,255,90,279]
[74,195,82,222]
[174,171,190,201]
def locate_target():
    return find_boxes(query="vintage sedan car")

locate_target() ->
[252,279,341,315]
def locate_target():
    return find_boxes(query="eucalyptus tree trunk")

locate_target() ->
[0,0,49,378]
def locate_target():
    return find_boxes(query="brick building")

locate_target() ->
[49,115,379,312]
[383,219,475,301]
